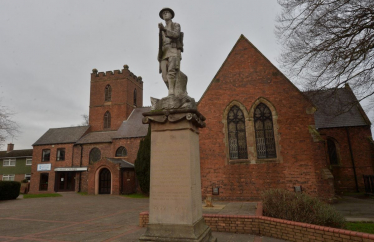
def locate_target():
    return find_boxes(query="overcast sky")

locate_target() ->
[0,1,372,150]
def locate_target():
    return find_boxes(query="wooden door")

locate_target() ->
[99,168,111,194]
[122,169,136,194]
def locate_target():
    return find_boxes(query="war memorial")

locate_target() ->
[139,7,216,242]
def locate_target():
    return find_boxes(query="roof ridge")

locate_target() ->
[48,125,89,130]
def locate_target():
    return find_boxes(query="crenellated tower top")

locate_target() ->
[88,64,144,132]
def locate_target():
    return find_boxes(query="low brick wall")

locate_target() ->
[139,206,374,242]
[139,212,149,227]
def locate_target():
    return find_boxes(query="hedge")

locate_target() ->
[0,181,21,200]
[262,189,345,228]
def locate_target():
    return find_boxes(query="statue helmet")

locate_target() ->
[159,8,175,19]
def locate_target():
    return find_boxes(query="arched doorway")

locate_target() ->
[99,168,111,194]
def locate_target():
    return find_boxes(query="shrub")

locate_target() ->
[0,181,21,200]
[134,126,151,194]
[262,189,345,228]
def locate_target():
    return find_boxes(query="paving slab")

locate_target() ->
[202,201,257,215]
[0,193,288,242]
[332,195,374,222]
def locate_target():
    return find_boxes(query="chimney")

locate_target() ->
[7,143,14,152]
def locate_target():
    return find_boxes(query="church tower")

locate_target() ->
[89,65,143,132]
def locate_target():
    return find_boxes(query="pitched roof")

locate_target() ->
[76,131,117,144]
[106,158,134,168]
[0,149,33,158]
[33,126,90,146]
[114,107,150,139]
[304,86,370,129]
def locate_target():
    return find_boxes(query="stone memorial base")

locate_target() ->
[140,110,216,242]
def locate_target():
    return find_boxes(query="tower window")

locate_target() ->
[105,85,112,102]
[104,111,111,129]
[134,88,137,106]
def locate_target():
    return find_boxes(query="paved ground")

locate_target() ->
[332,195,374,222]
[2,193,372,242]
[0,193,285,242]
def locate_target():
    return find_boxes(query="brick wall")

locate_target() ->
[319,126,374,193]
[30,144,75,194]
[139,212,374,242]
[198,35,334,201]
[87,159,121,195]
[89,67,143,132]
[112,138,142,164]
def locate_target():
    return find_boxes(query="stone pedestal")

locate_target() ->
[140,109,216,242]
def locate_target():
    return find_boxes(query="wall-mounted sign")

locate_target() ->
[54,167,88,172]
[294,186,302,193]
[37,163,51,171]
[212,187,219,195]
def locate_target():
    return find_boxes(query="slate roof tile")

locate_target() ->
[0,149,33,158]
[303,87,369,129]
[114,107,150,139]
[76,131,117,144]
[33,126,90,146]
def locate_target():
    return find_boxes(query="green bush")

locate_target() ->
[0,181,21,200]
[134,127,151,194]
[262,189,345,228]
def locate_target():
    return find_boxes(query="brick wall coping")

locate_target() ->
[139,211,374,241]
[256,216,374,239]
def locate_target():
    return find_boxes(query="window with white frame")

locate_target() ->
[25,174,31,181]
[2,174,15,181]
[26,158,32,165]
[3,159,16,166]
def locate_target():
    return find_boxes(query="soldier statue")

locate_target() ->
[158,8,184,96]
[150,8,195,110]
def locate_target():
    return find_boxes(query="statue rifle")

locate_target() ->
[158,28,162,73]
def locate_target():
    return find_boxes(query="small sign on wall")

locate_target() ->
[37,164,51,171]
[212,187,219,195]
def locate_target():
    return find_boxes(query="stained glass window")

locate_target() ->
[227,105,248,159]
[254,103,276,159]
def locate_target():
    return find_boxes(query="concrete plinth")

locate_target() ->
[140,110,216,242]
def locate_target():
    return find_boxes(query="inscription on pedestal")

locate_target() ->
[150,130,202,224]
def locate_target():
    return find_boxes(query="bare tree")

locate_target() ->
[0,103,19,147]
[81,114,89,126]
[276,0,374,105]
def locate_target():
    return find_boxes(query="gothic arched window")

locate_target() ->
[105,85,112,102]
[327,138,339,165]
[227,105,248,159]
[134,88,137,106]
[115,146,127,157]
[254,103,276,159]
[104,111,111,129]
[89,147,101,164]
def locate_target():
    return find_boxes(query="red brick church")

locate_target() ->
[30,35,374,200]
